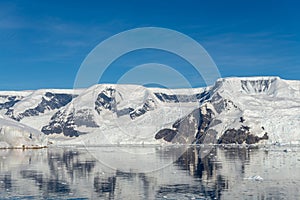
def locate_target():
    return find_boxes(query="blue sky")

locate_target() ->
[0,0,299,90]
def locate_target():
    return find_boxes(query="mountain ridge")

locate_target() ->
[0,76,299,146]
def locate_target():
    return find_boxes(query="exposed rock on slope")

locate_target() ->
[155,77,300,145]
[0,77,299,145]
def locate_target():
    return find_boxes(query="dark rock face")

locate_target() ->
[43,88,126,137]
[241,79,276,93]
[0,95,22,111]
[130,99,156,119]
[7,92,74,121]
[116,107,134,117]
[155,105,217,144]
[194,108,215,143]
[42,109,80,137]
[155,129,178,142]
[154,91,210,103]
[171,106,218,144]
[154,93,196,103]
[155,102,269,144]
[155,88,270,145]
[94,87,157,120]
[196,91,211,103]
[95,88,117,114]
[43,87,158,137]
[42,108,99,137]
[217,126,269,144]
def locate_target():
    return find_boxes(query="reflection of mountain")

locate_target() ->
[47,150,96,179]
[0,146,299,199]
[0,149,99,199]
[169,147,227,199]
[20,170,71,195]
[0,174,12,191]
[94,175,116,199]
[0,147,259,200]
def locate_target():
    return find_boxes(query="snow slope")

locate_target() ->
[209,77,300,144]
[0,117,47,148]
[42,84,205,145]
[0,76,299,145]
[156,77,300,144]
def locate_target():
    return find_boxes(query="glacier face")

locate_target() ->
[0,76,299,145]
[0,117,47,148]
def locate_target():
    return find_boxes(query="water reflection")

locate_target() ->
[94,175,116,199]
[167,147,227,199]
[0,146,299,199]
[0,174,12,191]
[47,150,96,181]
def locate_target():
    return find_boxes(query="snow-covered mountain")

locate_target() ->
[0,77,299,146]
[156,77,300,145]
[41,84,206,144]
[0,117,47,148]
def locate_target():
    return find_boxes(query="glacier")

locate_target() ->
[0,76,299,146]
[0,117,47,148]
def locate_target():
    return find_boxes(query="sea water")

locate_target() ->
[0,145,299,199]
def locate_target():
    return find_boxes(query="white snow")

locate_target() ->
[0,76,299,146]
[244,175,264,181]
[63,84,200,145]
[210,77,300,143]
[0,117,47,148]
[12,89,81,114]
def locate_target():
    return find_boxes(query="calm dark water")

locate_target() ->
[0,145,299,199]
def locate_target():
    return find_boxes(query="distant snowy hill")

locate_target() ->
[0,77,299,145]
[0,117,47,148]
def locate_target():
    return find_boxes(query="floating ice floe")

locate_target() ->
[245,175,264,181]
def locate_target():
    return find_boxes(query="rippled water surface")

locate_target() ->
[0,145,299,199]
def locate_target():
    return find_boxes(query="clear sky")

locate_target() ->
[0,0,299,90]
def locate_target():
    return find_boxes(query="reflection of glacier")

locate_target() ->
[0,146,299,199]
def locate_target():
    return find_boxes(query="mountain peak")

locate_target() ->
[217,76,281,82]
[0,76,299,146]
[211,76,284,96]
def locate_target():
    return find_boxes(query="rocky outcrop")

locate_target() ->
[155,129,178,142]
[1,77,299,143]
[154,104,217,144]
[41,109,80,137]
[7,92,74,121]
[41,107,100,137]
[0,95,22,111]
[217,126,269,144]
[130,99,156,119]
[95,88,117,114]
[154,90,210,103]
